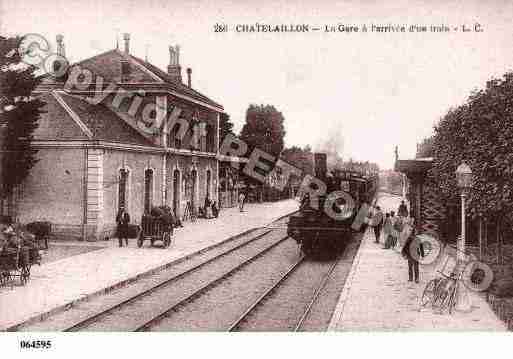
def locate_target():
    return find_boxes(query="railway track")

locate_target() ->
[16,221,288,332]
[64,231,290,331]
[227,253,343,332]
[18,213,360,332]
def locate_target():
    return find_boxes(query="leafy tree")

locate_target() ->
[240,104,286,158]
[430,73,513,221]
[219,112,234,147]
[0,35,44,198]
[239,104,286,201]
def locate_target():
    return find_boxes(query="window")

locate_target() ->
[200,123,207,152]
[168,123,182,149]
[118,169,129,211]
[144,169,153,213]
[206,124,215,153]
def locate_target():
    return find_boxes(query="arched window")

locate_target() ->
[144,168,154,213]
[118,168,129,212]
[168,123,182,149]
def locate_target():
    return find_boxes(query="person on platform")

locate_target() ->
[204,196,214,219]
[382,212,394,249]
[1,220,19,251]
[401,213,424,283]
[390,211,400,248]
[212,201,219,218]
[398,200,408,218]
[362,204,373,234]
[371,206,384,243]
[116,207,131,247]
[238,192,246,212]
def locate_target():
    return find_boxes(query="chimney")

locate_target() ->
[56,34,65,57]
[120,59,130,82]
[167,45,182,83]
[186,68,192,87]
[123,33,130,54]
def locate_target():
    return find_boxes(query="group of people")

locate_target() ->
[366,200,424,283]
[0,220,41,263]
[200,197,219,219]
[115,196,222,247]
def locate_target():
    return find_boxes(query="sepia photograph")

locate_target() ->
[0,0,512,356]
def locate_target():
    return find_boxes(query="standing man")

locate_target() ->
[372,206,384,243]
[401,216,424,283]
[116,207,131,247]
[398,200,408,218]
[239,192,246,212]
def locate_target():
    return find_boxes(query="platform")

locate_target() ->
[328,193,506,331]
[0,199,298,331]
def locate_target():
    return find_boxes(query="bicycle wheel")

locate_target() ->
[431,279,447,312]
[447,283,458,315]
[420,279,437,307]
[439,282,456,313]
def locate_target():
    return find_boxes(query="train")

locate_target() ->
[287,153,379,259]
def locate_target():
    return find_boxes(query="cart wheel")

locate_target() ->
[137,236,143,248]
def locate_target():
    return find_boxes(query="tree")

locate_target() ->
[280,145,314,175]
[0,36,44,200]
[239,104,286,202]
[430,72,513,221]
[239,104,286,158]
[219,112,234,147]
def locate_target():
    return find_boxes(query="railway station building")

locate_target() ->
[1,34,225,241]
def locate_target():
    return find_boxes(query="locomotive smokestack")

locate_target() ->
[314,153,327,179]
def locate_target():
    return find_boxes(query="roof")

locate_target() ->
[33,91,155,146]
[58,93,155,146]
[32,92,90,140]
[38,49,223,110]
[395,158,433,174]
[129,55,223,109]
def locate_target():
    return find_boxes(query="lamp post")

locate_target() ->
[455,162,473,261]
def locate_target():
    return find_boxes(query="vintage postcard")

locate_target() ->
[0,0,512,357]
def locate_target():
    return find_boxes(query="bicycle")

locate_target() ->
[420,269,462,314]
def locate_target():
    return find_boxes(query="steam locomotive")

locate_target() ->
[287,153,378,259]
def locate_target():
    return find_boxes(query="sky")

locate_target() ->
[1,0,512,169]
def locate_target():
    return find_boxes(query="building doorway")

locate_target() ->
[206,170,211,200]
[173,169,180,218]
[191,169,197,210]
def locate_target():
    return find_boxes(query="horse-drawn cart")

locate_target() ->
[137,207,174,248]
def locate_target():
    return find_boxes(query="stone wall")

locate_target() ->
[101,148,164,239]
[16,147,85,237]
